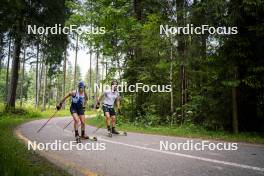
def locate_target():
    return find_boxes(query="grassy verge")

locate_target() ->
[0,106,73,176]
[87,116,264,144]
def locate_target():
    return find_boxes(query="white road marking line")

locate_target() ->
[99,138,264,172]
[59,122,264,172]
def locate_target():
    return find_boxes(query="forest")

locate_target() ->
[0,0,263,134]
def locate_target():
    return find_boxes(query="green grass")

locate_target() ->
[0,105,74,176]
[87,116,264,144]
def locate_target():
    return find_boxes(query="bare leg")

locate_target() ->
[111,115,116,127]
[72,113,79,136]
[80,115,85,131]
[105,112,111,130]
[80,115,88,138]
[111,115,119,134]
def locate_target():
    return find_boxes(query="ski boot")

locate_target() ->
[75,135,81,143]
[112,127,120,135]
[107,126,112,137]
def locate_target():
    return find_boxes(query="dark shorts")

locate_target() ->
[103,105,116,116]
[70,106,84,116]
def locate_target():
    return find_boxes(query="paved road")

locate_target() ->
[16,116,264,176]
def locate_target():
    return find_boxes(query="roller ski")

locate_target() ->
[107,126,127,137]
[75,135,81,143]
[81,135,98,141]
[107,126,112,137]
[117,131,127,136]
[108,130,112,138]
[81,130,98,141]
[113,127,127,136]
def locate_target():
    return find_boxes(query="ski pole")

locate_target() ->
[37,109,58,133]
[91,123,105,134]
[63,119,73,130]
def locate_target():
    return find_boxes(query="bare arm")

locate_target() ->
[84,91,88,107]
[59,92,72,104]
[94,94,104,109]
[116,97,120,110]
[56,91,72,110]
[97,94,104,104]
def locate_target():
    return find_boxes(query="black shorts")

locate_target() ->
[102,105,116,116]
[70,106,84,116]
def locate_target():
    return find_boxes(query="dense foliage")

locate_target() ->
[0,0,263,133]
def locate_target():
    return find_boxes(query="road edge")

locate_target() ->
[87,116,264,147]
[14,124,98,176]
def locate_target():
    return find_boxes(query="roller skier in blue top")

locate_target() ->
[57,81,89,142]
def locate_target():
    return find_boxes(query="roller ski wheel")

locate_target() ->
[75,135,81,143]
[117,131,127,136]
[91,136,98,141]
[81,135,98,141]
[108,131,112,138]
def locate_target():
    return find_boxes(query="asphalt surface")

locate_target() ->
[16,116,264,176]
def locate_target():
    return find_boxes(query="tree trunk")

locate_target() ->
[42,65,47,111]
[63,51,67,109]
[20,47,26,107]
[101,56,104,93]
[35,43,39,108]
[38,57,43,106]
[116,54,122,83]
[5,35,12,103]
[6,21,22,109]
[94,50,99,104]
[96,51,99,84]
[133,0,145,116]
[133,0,142,20]
[105,62,108,77]
[48,77,51,109]
[170,44,174,115]
[180,65,185,122]
[232,66,239,134]
[176,0,187,122]
[56,80,59,104]
[89,48,92,102]
[0,33,4,75]
[73,34,79,89]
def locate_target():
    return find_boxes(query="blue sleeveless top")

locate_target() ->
[71,90,85,109]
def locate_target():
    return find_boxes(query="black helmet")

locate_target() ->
[78,81,85,88]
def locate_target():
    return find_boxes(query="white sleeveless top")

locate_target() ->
[103,89,119,106]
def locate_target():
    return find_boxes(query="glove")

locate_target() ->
[56,102,62,110]
[95,102,100,109]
